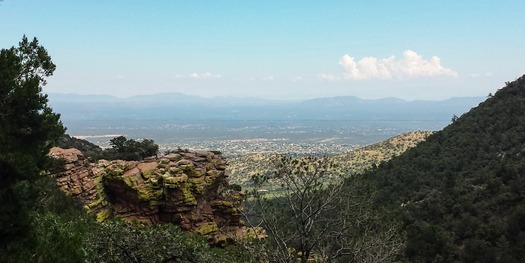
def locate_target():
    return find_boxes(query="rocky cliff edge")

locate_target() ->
[48,147,263,244]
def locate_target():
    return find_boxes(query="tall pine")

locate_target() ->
[0,36,65,259]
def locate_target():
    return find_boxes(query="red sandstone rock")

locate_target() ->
[48,147,258,244]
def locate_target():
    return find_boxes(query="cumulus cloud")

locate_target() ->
[338,50,458,80]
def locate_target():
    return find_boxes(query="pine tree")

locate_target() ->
[0,36,65,259]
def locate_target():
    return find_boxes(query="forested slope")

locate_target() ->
[361,75,525,262]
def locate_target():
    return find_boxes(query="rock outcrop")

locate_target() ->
[49,147,261,244]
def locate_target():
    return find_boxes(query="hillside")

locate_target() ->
[331,130,433,174]
[227,131,432,188]
[360,75,525,262]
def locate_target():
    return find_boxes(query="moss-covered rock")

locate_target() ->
[164,173,188,185]
[195,222,219,235]
[96,208,112,222]
[49,147,254,244]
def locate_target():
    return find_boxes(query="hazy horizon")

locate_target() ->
[2,1,524,100]
[48,90,484,102]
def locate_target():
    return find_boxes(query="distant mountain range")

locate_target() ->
[47,92,485,121]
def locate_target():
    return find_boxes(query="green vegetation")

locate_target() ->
[228,131,431,194]
[57,134,104,160]
[358,75,525,262]
[0,35,64,181]
[105,135,159,161]
[238,77,525,262]
[4,177,94,263]
[331,130,433,174]
[5,34,525,262]
[83,221,249,263]
[58,134,159,161]
[0,37,254,262]
[245,156,403,262]
[0,36,65,261]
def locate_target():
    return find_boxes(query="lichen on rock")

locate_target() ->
[48,147,260,244]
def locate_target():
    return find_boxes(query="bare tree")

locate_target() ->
[244,156,404,263]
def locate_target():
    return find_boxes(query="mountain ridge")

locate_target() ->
[47,92,484,122]
[48,92,482,104]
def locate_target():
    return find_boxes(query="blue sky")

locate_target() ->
[1,0,524,100]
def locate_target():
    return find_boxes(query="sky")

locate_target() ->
[1,0,524,100]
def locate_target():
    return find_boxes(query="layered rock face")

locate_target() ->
[49,147,257,244]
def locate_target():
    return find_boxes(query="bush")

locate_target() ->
[84,221,233,263]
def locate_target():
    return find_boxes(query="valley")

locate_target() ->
[2,1,523,261]
[65,119,448,156]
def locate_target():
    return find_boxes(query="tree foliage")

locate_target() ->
[360,75,525,262]
[84,221,216,263]
[0,35,64,180]
[56,134,159,161]
[5,177,94,263]
[57,134,104,160]
[0,36,65,260]
[0,37,256,263]
[105,135,159,161]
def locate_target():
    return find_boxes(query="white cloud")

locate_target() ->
[338,50,458,80]
[318,73,339,81]
[469,73,481,78]
[262,75,275,81]
[175,72,222,79]
[290,76,303,82]
[469,72,493,78]
[189,72,222,79]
